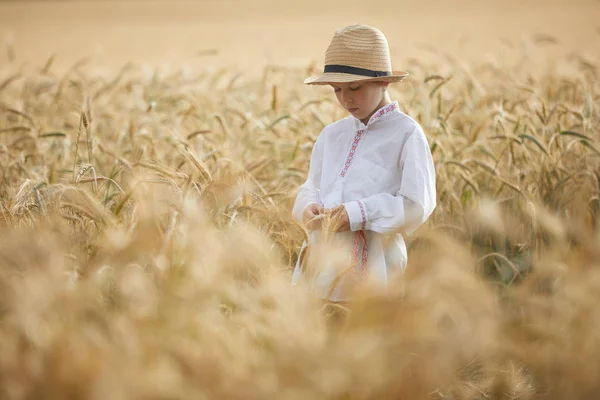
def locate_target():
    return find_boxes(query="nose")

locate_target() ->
[341,90,353,107]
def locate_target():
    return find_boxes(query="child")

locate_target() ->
[292,24,436,302]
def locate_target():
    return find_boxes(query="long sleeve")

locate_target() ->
[291,133,325,222]
[343,127,436,234]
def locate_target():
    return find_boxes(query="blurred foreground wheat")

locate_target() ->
[0,47,599,399]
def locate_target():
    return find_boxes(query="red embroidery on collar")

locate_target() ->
[366,102,398,126]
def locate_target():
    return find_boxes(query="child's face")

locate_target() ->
[330,81,389,122]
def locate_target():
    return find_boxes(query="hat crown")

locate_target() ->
[324,24,392,72]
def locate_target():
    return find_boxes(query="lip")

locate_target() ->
[348,108,359,113]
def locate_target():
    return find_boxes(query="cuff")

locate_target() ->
[343,200,367,231]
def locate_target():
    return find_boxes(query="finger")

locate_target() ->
[310,213,327,222]
[309,207,322,216]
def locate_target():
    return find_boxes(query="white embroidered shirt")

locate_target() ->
[291,101,437,301]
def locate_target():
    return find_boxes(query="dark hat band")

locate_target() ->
[324,64,392,77]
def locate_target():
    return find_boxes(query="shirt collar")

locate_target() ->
[355,101,400,129]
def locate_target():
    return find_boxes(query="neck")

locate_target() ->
[360,93,392,125]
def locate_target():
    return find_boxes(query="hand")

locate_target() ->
[323,205,351,232]
[302,203,324,231]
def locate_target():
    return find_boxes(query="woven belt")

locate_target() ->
[351,230,368,281]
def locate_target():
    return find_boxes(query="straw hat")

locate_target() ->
[304,24,408,85]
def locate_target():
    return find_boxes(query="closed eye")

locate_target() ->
[350,86,361,91]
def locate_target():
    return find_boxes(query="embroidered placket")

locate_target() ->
[339,129,364,178]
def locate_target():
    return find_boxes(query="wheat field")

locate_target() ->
[1,1,600,399]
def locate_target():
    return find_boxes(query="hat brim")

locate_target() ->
[304,70,409,85]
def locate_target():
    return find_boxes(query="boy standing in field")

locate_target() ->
[292,24,436,303]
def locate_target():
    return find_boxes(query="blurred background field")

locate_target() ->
[1,0,599,72]
[1,1,600,399]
